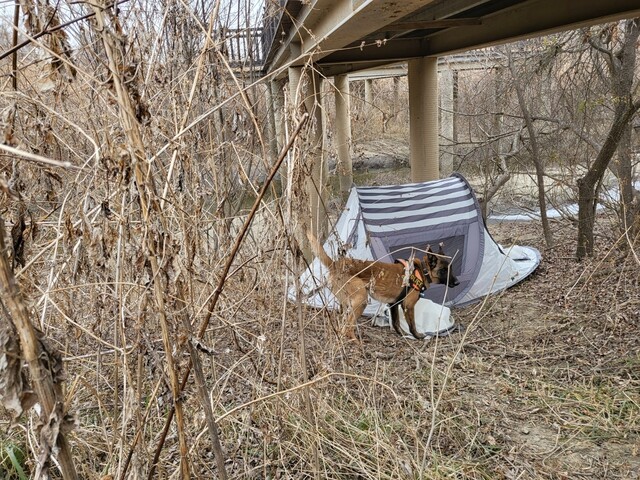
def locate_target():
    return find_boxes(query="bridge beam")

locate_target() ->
[267,0,431,76]
[314,0,640,75]
[408,57,439,182]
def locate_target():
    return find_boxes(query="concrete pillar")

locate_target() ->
[269,79,286,189]
[288,66,303,114]
[440,68,455,177]
[265,83,278,161]
[334,74,353,198]
[303,68,327,240]
[494,67,506,155]
[288,64,327,242]
[393,76,400,107]
[408,57,439,182]
[270,79,285,156]
[287,64,306,256]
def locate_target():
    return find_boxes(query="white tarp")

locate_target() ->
[456,229,540,305]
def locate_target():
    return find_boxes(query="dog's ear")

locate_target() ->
[425,245,437,269]
[438,242,445,257]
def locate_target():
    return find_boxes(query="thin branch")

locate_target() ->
[0,0,130,62]
[0,143,79,170]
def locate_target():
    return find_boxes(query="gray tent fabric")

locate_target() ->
[291,174,541,319]
[355,174,484,305]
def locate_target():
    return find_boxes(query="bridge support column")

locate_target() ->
[334,74,353,199]
[440,68,456,177]
[304,68,327,240]
[269,79,285,159]
[269,79,286,191]
[289,65,327,242]
[408,57,439,182]
[266,83,277,161]
[364,79,373,114]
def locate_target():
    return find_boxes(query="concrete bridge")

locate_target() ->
[225,0,640,237]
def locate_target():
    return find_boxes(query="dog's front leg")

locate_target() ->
[389,302,404,337]
[403,290,425,339]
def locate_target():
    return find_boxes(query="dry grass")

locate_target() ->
[5,174,639,478]
[0,4,639,479]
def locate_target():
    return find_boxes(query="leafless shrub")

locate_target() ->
[0,3,638,479]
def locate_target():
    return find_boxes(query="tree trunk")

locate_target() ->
[508,50,554,247]
[576,102,638,258]
[610,121,635,232]
[577,18,640,258]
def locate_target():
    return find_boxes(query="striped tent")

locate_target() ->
[293,174,540,327]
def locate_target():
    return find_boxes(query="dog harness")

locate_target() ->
[395,258,428,293]
[389,258,430,310]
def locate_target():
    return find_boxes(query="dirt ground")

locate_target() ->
[429,218,640,479]
[343,161,640,479]
[207,171,640,479]
[284,216,640,479]
[4,147,638,479]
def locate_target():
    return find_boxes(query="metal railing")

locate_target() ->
[222,27,265,69]
[221,1,291,72]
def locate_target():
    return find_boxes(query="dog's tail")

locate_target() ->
[306,230,334,268]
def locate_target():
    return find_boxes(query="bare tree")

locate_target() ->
[577,19,640,258]
[507,46,554,247]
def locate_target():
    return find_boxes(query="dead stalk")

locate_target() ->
[148,113,309,479]
[90,3,191,476]
[0,218,78,478]
[294,269,320,479]
[176,281,228,479]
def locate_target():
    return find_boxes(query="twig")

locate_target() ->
[0,0,130,62]
[0,143,79,170]
[177,280,228,480]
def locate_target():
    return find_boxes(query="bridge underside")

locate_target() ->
[260,0,640,242]
[265,0,640,77]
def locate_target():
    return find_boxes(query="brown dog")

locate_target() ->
[307,231,459,340]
